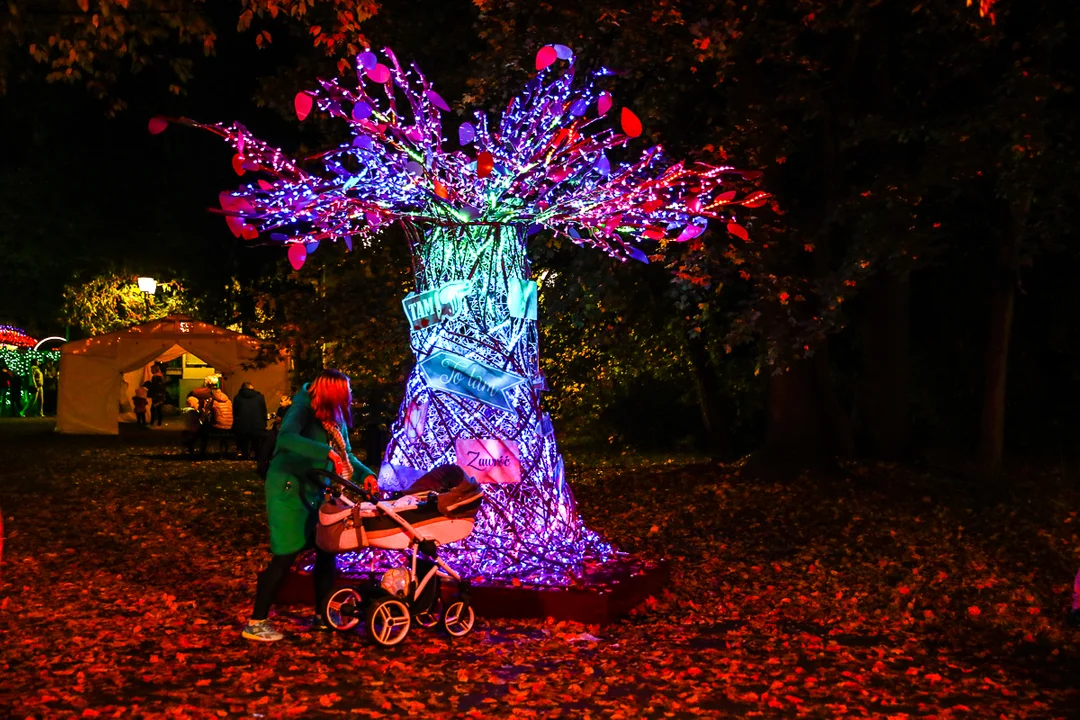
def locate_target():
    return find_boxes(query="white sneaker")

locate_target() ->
[242,619,283,642]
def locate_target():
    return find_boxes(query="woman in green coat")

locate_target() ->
[243,369,378,643]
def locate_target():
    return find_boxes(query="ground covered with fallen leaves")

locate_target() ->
[1,419,1078,718]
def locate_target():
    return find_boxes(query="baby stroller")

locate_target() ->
[312,466,483,647]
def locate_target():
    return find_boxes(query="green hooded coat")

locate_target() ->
[265,384,375,555]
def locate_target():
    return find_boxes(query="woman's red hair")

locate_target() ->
[309,369,353,428]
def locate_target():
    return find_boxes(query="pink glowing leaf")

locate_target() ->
[677,224,705,242]
[597,92,613,115]
[147,116,168,135]
[367,64,390,84]
[258,179,273,191]
[287,244,307,271]
[425,90,451,112]
[294,92,313,121]
[535,46,557,71]
[225,214,245,238]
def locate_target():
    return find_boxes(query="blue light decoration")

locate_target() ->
[156,45,767,585]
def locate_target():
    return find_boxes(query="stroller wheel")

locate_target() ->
[367,597,411,647]
[442,600,475,638]
[413,597,443,629]
[324,587,363,631]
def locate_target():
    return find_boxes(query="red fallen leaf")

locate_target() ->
[231,154,245,176]
[319,693,341,707]
[925,673,943,682]
[726,222,749,241]
[536,45,557,71]
[968,605,981,616]
[294,92,313,121]
[196,679,211,687]
[620,107,643,138]
[476,151,494,179]
[147,116,168,135]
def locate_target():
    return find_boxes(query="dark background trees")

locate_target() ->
[2,0,1077,480]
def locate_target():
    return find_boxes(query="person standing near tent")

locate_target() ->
[7,368,23,417]
[148,364,167,426]
[29,362,44,417]
[132,386,150,426]
[232,382,267,460]
[242,369,378,643]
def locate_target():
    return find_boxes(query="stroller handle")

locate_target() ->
[307,468,376,502]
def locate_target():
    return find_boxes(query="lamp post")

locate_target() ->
[137,277,157,320]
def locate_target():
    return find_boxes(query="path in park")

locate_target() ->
[0,418,1077,718]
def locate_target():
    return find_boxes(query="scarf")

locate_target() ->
[323,421,353,481]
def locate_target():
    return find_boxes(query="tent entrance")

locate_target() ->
[119,346,222,423]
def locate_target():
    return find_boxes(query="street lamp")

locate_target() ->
[137,277,157,319]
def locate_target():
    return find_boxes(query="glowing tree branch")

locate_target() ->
[155,44,766,585]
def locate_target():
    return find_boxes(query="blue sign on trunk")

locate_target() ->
[419,350,526,412]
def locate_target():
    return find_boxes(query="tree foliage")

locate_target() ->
[60,271,196,335]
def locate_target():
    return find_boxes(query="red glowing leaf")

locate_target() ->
[740,192,770,208]
[716,190,737,202]
[231,154,246,176]
[287,244,307,271]
[597,92,612,115]
[476,151,494,179]
[621,108,643,138]
[225,215,245,238]
[727,223,749,241]
[147,116,168,135]
[535,46,557,71]
[434,180,449,199]
[258,179,273,191]
[642,199,664,213]
[294,92,313,121]
[644,227,666,240]
[241,225,259,241]
[367,64,390,83]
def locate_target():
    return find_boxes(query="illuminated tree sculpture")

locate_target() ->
[160,44,766,584]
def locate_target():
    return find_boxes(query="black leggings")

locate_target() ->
[252,547,336,620]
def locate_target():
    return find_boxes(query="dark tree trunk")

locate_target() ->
[855,271,910,459]
[684,332,731,462]
[757,340,854,472]
[978,193,1031,480]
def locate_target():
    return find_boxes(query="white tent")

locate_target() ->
[57,316,291,435]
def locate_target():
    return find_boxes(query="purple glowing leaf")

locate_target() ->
[365,212,380,225]
[367,64,391,84]
[294,92,313,121]
[568,227,581,239]
[425,90,451,112]
[287,244,307,270]
[147,116,168,135]
[359,51,378,70]
[458,122,475,145]
[406,161,424,175]
[526,224,543,237]
[554,44,574,60]
[352,101,372,121]
[676,224,706,242]
[625,245,650,264]
[352,136,374,150]
[305,240,320,255]
[569,99,588,117]
[344,235,354,252]
[535,46,557,71]
[597,91,613,115]
[593,155,610,176]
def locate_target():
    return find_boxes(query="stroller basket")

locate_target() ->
[316,470,483,553]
